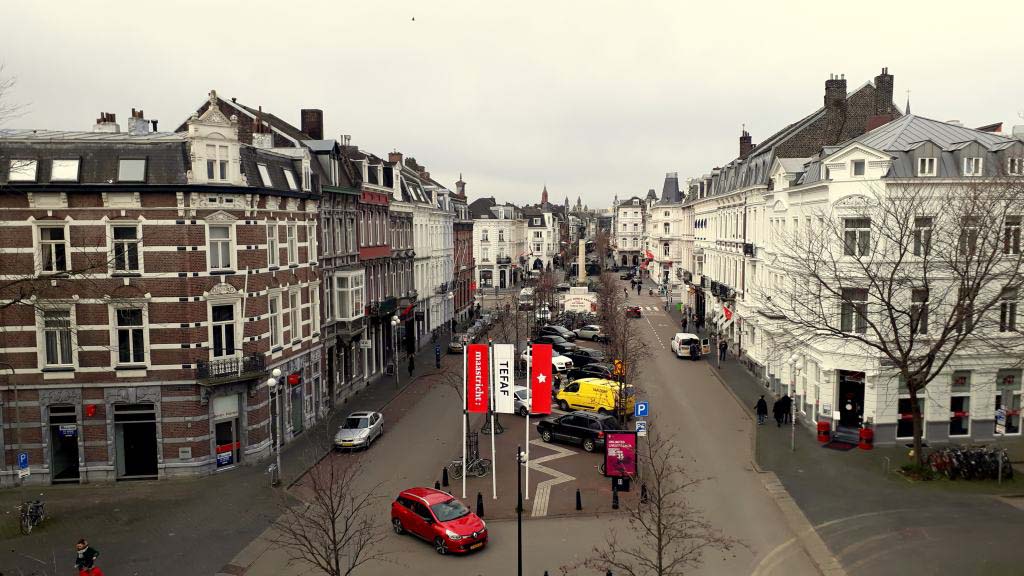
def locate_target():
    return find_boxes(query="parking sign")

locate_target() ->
[635,401,649,418]
[635,420,648,436]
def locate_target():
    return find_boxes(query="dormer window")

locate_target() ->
[9,159,38,181]
[918,157,937,176]
[632,199,639,205]
[851,160,865,176]
[51,159,80,182]
[533,218,541,225]
[257,164,272,186]
[206,145,228,181]
[963,157,983,176]
[1008,157,1023,176]
[284,170,299,191]
[118,159,146,182]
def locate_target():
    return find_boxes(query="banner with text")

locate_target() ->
[530,343,553,414]
[493,344,515,414]
[466,344,490,413]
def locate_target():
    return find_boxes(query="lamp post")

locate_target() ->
[789,354,802,452]
[391,315,401,389]
[0,362,19,486]
[516,445,525,576]
[266,367,283,486]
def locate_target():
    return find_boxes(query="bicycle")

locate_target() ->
[448,456,491,479]
[19,498,45,534]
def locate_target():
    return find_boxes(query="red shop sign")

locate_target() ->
[466,344,489,413]
[216,442,241,454]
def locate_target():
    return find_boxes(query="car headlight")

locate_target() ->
[445,529,465,540]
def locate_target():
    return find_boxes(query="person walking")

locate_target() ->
[688,341,700,361]
[681,316,688,331]
[772,397,784,427]
[407,355,415,379]
[637,283,642,295]
[718,339,728,363]
[781,394,793,424]
[623,287,629,299]
[75,539,102,576]
[755,396,768,425]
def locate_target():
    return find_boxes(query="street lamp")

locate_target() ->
[516,445,526,576]
[266,367,283,486]
[391,315,402,389]
[788,354,802,452]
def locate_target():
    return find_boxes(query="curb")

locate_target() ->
[707,362,764,474]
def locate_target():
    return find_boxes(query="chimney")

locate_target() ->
[421,171,431,180]
[93,112,120,133]
[456,173,466,196]
[253,106,274,149]
[127,108,152,135]
[389,151,403,165]
[873,67,894,116]
[739,129,753,159]
[824,73,848,145]
[300,109,323,140]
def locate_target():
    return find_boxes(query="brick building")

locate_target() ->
[0,93,322,485]
[451,176,475,324]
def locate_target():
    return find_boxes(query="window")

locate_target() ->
[533,218,541,225]
[917,157,936,176]
[112,225,141,272]
[482,248,490,262]
[533,231,543,239]
[8,159,38,181]
[840,288,868,334]
[206,145,228,181]
[498,229,504,242]
[1005,216,1021,255]
[42,309,73,367]
[210,304,236,358]
[843,218,871,257]
[1000,289,1018,333]
[115,308,145,365]
[286,224,297,265]
[956,287,976,333]
[118,159,146,182]
[911,289,929,335]
[51,159,80,181]
[632,223,638,233]
[289,291,300,342]
[257,164,272,187]
[307,222,317,262]
[323,277,333,320]
[284,170,299,191]
[39,226,68,272]
[334,272,365,321]
[269,295,282,348]
[959,217,980,255]
[1010,157,1024,176]
[896,397,924,439]
[851,160,865,176]
[208,225,233,271]
[663,222,670,235]
[996,371,1022,434]
[632,238,639,248]
[913,217,932,257]
[310,287,320,335]
[346,216,356,252]
[664,211,670,217]
[663,242,670,257]
[949,371,971,437]
[481,229,488,242]
[963,157,982,176]
[266,222,279,267]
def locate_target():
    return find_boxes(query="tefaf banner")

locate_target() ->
[492,344,516,414]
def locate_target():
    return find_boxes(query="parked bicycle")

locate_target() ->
[448,456,491,479]
[927,446,1013,481]
[19,497,45,534]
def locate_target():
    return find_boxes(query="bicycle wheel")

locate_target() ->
[473,459,491,478]
[20,512,32,535]
[449,461,464,480]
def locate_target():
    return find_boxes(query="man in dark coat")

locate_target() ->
[755,396,768,425]
[681,316,688,331]
[75,539,100,574]
[772,398,784,427]
[780,394,793,424]
[407,355,415,378]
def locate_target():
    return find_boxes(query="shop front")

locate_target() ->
[211,394,242,470]
[113,402,158,479]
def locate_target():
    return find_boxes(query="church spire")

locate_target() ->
[541,184,548,205]
[905,89,911,115]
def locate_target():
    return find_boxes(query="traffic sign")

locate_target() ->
[17,452,28,470]
[634,401,649,418]
[996,408,1007,435]
[635,420,648,436]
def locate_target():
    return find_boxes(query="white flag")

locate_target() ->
[492,344,515,414]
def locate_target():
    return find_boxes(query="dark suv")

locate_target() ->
[563,348,605,367]
[537,325,577,342]
[533,335,579,355]
[537,411,619,452]
[567,363,614,381]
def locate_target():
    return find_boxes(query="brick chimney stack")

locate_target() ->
[300,109,323,140]
[824,73,848,145]
[866,67,897,132]
[739,129,753,160]
[388,151,403,165]
[456,173,466,196]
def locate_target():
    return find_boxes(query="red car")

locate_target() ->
[391,487,488,555]
[625,306,642,318]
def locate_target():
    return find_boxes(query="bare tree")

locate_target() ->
[270,454,387,576]
[595,272,651,424]
[584,430,738,576]
[753,179,1024,466]
[594,230,611,272]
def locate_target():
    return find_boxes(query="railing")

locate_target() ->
[196,354,266,382]
[496,256,512,264]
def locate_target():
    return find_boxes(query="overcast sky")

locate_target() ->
[3,0,1021,208]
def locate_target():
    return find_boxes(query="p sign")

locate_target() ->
[17,452,28,470]
[634,401,649,418]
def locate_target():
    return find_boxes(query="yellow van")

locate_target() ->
[555,378,635,415]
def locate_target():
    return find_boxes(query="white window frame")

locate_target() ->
[289,289,301,343]
[8,159,38,181]
[269,292,283,349]
[37,223,70,274]
[111,304,148,367]
[307,222,317,263]
[851,159,866,176]
[1005,216,1021,256]
[257,163,272,186]
[39,306,75,369]
[209,301,239,359]
[917,157,937,177]
[286,223,297,266]
[284,170,299,191]
[51,159,80,182]
[267,221,279,267]
[207,224,235,272]
[323,276,333,321]
[334,271,365,322]
[843,218,871,257]
[1000,289,1018,333]
[206,144,229,182]
[1009,157,1024,176]
[111,223,142,274]
[963,157,983,176]
[310,284,320,336]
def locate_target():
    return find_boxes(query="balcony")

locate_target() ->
[196,354,267,384]
[435,282,448,295]
[496,256,512,265]
[368,297,398,318]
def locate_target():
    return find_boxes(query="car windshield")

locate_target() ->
[431,498,471,522]
[344,417,369,429]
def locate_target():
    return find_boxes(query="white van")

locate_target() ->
[518,287,535,310]
[670,332,702,358]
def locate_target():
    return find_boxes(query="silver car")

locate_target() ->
[334,411,383,450]
[514,386,534,417]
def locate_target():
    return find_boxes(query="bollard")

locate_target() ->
[575,488,582,511]
[435,480,441,490]
[612,485,619,510]
[640,482,648,504]
[607,570,613,576]
[477,491,485,518]
[442,466,449,488]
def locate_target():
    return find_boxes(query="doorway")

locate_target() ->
[212,394,241,469]
[499,269,507,289]
[290,382,304,436]
[48,405,80,483]
[114,403,158,479]
[837,370,865,429]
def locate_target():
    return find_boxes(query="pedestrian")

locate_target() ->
[681,317,688,331]
[624,287,628,298]
[407,355,415,378]
[718,339,728,362]
[755,395,768,425]
[75,539,102,576]
[637,284,642,295]
[688,342,699,361]
[772,398,784,427]
[781,394,793,424]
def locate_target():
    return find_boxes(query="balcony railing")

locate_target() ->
[496,256,512,264]
[196,354,267,383]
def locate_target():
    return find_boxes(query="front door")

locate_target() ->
[214,419,240,468]
[838,371,865,428]
[499,269,507,289]
[48,405,80,483]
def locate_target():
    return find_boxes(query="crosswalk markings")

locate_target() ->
[529,439,577,517]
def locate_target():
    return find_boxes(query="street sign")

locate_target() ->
[635,420,648,436]
[359,339,372,349]
[996,408,1007,435]
[634,401,649,418]
[17,452,28,469]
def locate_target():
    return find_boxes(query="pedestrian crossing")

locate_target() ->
[635,305,662,312]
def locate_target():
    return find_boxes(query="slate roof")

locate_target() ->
[468,197,496,218]
[854,114,1017,152]
[658,173,683,204]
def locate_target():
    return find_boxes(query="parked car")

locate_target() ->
[573,324,608,342]
[448,334,468,354]
[564,348,606,367]
[619,271,634,280]
[535,304,552,322]
[514,385,550,416]
[520,347,574,372]
[556,282,571,292]
[567,362,615,381]
[480,312,494,326]
[670,332,703,358]
[533,335,579,355]
[625,306,642,318]
[537,411,619,452]
[537,324,577,342]
[334,411,384,450]
[391,487,488,555]
[555,378,635,415]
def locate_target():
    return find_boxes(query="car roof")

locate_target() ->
[400,487,455,505]
[573,377,619,386]
[347,411,375,418]
[674,332,700,339]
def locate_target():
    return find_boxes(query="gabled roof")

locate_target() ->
[854,114,1017,152]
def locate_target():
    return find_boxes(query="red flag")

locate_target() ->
[723,306,733,322]
[466,344,489,413]
[530,344,553,414]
